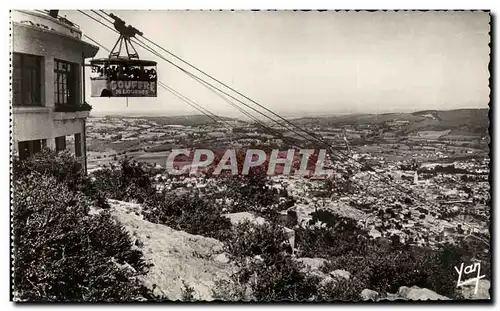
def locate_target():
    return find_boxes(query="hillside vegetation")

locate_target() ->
[12,150,490,301]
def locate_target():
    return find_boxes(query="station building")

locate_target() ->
[11,10,99,171]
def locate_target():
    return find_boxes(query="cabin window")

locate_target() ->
[12,53,43,107]
[91,63,157,81]
[54,59,79,107]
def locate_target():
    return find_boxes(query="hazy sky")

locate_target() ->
[62,10,490,117]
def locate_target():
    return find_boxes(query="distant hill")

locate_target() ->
[407,109,489,135]
[290,108,489,137]
[99,114,245,126]
[90,109,489,136]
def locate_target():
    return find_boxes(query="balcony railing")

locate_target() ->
[13,10,82,40]
[53,102,92,121]
[54,102,92,113]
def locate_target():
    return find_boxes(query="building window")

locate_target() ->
[12,53,42,107]
[55,136,66,152]
[17,139,46,161]
[54,59,78,107]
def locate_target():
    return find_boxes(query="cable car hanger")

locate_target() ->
[87,13,158,98]
[108,13,143,60]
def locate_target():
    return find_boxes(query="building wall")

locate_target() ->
[13,109,85,142]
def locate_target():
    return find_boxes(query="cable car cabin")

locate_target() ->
[90,58,157,97]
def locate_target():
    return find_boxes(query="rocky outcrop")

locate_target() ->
[330,269,351,281]
[297,257,327,271]
[368,228,382,239]
[397,286,450,300]
[360,289,379,301]
[376,286,451,301]
[109,200,233,301]
[223,212,267,226]
[459,280,490,300]
[213,253,230,264]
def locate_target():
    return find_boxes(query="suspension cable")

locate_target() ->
[81,10,436,206]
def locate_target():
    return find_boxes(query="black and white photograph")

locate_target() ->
[9,8,492,302]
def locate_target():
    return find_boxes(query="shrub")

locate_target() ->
[181,281,197,302]
[13,149,108,208]
[12,174,153,302]
[316,277,364,302]
[212,279,248,301]
[238,254,320,301]
[295,211,369,258]
[213,168,285,219]
[224,220,292,263]
[90,157,156,202]
[214,221,319,301]
[13,149,85,190]
[143,191,232,240]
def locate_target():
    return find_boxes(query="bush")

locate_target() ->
[332,243,466,297]
[181,281,196,302]
[295,211,369,258]
[90,157,156,202]
[214,221,319,301]
[294,211,474,298]
[143,192,232,240]
[316,277,364,302]
[237,254,320,301]
[213,168,285,219]
[214,220,373,302]
[224,220,292,263]
[13,149,85,190]
[13,149,108,208]
[12,173,153,302]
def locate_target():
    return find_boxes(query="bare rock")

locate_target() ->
[319,275,335,287]
[109,200,231,301]
[369,228,382,239]
[254,255,264,262]
[222,212,267,226]
[330,269,351,280]
[213,253,230,264]
[360,289,379,301]
[459,280,490,300]
[296,257,327,272]
[382,293,408,301]
[398,286,450,300]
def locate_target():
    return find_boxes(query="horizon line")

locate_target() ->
[89,107,489,119]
